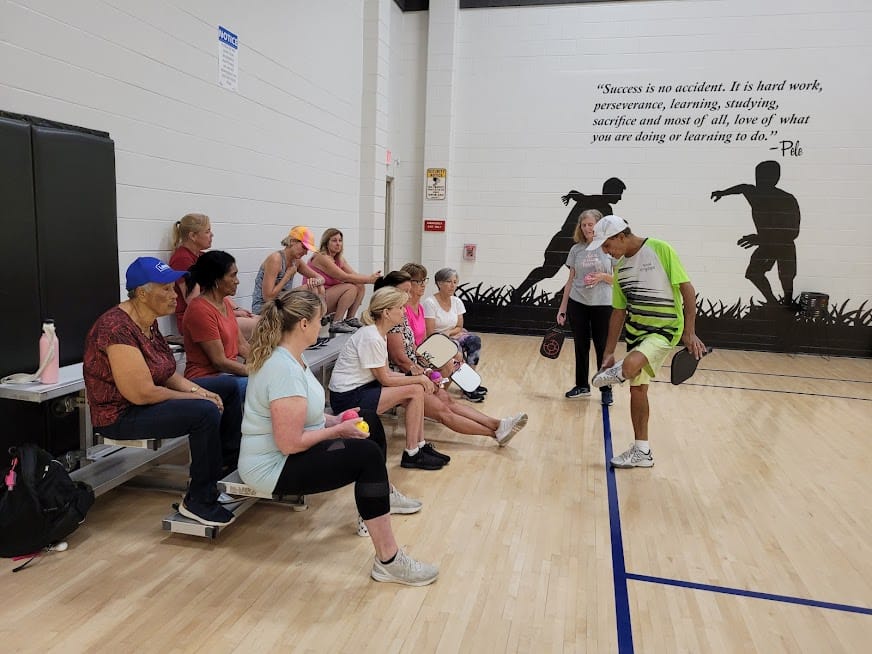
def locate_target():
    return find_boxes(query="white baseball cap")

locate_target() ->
[587,215,630,250]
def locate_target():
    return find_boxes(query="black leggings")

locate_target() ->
[567,298,612,391]
[273,410,389,520]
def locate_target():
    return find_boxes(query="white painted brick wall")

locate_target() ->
[0,0,366,311]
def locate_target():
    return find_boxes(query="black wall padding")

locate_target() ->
[31,126,119,366]
[0,117,41,378]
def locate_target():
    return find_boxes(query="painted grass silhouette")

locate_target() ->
[458,284,872,356]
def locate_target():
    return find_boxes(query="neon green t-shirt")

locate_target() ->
[612,238,689,348]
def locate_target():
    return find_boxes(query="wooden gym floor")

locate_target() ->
[1,334,870,653]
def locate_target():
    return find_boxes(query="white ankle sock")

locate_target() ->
[418,440,426,447]
[406,447,419,456]
[635,440,650,454]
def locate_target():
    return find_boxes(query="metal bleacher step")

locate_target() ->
[161,471,308,540]
[72,437,189,497]
[161,495,259,540]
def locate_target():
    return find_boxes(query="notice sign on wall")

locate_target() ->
[424,219,446,232]
[218,26,239,91]
[426,168,446,200]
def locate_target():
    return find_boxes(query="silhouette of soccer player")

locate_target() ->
[711,161,801,305]
[514,177,626,302]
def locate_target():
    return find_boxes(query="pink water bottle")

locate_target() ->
[39,319,59,384]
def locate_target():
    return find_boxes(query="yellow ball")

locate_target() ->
[358,420,369,433]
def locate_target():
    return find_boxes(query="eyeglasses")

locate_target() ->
[410,278,429,286]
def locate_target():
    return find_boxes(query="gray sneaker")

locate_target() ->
[592,361,626,388]
[344,317,363,329]
[371,549,439,586]
[496,413,528,447]
[330,321,357,334]
[610,444,654,468]
[389,485,423,514]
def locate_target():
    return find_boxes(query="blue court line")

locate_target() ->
[602,405,634,653]
[625,573,872,616]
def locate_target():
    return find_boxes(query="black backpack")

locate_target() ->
[0,443,95,563]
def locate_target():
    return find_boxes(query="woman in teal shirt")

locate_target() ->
[238,288,438,586]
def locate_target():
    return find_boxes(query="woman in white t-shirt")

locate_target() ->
[329,287,446,471]
[238,288,438,586]
[423,268,487,402]
[556,209,615,405]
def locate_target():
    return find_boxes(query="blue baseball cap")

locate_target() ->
[125,257,186,290]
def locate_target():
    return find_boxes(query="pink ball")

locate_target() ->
[429,371,442,382]
[340,409,359,421]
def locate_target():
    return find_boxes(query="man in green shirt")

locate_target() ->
[589,216,707,468]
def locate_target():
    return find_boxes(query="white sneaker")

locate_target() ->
[496,413,528,447]
[389,485,423,514]
[592,361,626,388]
[356,515,369,537]
[371,549,439,586]
[610,444,654,468]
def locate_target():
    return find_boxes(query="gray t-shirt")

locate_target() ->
[566,243,614,306]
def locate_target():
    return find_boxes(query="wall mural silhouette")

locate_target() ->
[513,177,625,303]
[460,164,871,356]
[711,161,800,307]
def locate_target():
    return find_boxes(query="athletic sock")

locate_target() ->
[379,551,398,565]
[418,440,427,448]
[635,440,650,454]
[405,446,420,456]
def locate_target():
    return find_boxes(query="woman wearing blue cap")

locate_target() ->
[83,256,243,527]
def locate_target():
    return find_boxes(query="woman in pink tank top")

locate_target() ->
[400,262,428,346]
[308,228,382,333]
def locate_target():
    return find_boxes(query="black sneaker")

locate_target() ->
[462,390,485,403]
[180,497,236,527]
[475,385,488,395]
[601,388,614,406]
[565,386,591,399]
[421,442,450,463]
[401,449,445,470]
